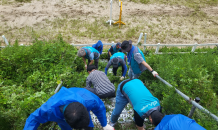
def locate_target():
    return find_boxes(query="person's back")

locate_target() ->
[92,40,103,54]
[105,52,127,79]
[86,65,115,99]
[155,114,206,130]
[24,87,109,130]
[121,79,160,118]
[82,46,100,60]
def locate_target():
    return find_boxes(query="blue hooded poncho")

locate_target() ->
[155,114,206,130]
[92,40,103,54]
[24,87,107,130]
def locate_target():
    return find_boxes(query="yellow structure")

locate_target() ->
[114,0,125,28]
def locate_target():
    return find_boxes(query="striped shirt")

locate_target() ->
[86,70,115,95]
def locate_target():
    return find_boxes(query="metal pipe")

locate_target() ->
[188,97,200,118]
[156,75,218,122]
[2,35,9,46]
[137,33,143,45]
[50,81,63,129]
[142,43,218,46]
[54,81,63,94]
[109,0,113,25]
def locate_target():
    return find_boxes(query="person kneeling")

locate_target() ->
[85,65,115,99]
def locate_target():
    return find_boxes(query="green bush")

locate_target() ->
[0,37,218,129]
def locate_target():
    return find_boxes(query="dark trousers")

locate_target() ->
[113,57,126,76]
[134,110,144,127]
[107,52,111,61]
[113,66,124,76]
[88,58,99,69]
[85,87,115,99]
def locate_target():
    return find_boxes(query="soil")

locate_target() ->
[0,0,218,45]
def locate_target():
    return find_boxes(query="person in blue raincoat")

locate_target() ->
[24,87,114,130]
[105,52,127,80]
[77,46,100,69]
[92,40,103,55]
[121,40,158,79]
[154,114,206,130]
[108,42,122,61]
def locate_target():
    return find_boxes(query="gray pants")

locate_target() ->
[85,87,115,99]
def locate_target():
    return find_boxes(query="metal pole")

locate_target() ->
[54,81,63,93]
[137,33,143,47]
[50,81,63,129]
[2,35,9,46]
[188,97,200,118]
[143,33,147,53]
[191,43,198,52]
[155,75,218,122]
[155,43,160,54]
[106,0,114,25]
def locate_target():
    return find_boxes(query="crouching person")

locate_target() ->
[24,87,114,130]
[108,42,122,61]
[77,46,100,69]
[105,52,127,80]
[154,114,206,130]
[85,65,115,99]
[92,40,103,55]
[110,79,162,130]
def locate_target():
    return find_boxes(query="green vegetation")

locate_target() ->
[0,36,218,129]
[15,0,31,2]
[135,0,218,7]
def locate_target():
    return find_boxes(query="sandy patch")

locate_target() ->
[0,0,218,45]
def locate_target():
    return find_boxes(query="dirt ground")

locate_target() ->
[0,0,218,46]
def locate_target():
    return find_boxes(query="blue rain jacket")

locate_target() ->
[92,40,103,54]
[24,87,107,130]
[155,114,206,130]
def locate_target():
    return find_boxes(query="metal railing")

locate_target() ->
[2,34,218,54]
[156,75,218,122]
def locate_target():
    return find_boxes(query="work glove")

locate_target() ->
[120,76,124,80]
[151,70,158,77]
[85,64,87,69]
[103,124,114,130]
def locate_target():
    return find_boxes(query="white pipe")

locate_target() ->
[156,75,218,122]
[2,35,9,46]
[137,33,143,44]
[54,81,63,94]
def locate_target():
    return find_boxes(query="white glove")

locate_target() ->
[103,124,114,130]
[151,70,158,77]
[85,64,87,69]
[120,76,124,80]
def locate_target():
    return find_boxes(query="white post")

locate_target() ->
[112,41,115,45]
[106,0,114,25]
[155,43,160,54]
[191,43,198,52]
[137,33,143,46]
[2,35,9,46]
[143,33,147,53]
